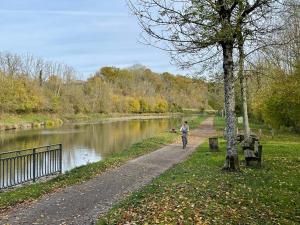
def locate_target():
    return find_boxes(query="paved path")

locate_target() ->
[0,117,216,225]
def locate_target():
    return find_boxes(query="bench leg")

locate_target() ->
[258,157,261,167]
[245,159,250,166]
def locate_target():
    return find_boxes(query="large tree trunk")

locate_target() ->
[222,42,239,171]
[238,38,251,142]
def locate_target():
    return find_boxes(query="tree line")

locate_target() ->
[0,54,210,114]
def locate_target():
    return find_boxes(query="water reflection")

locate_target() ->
[0,118,181,172]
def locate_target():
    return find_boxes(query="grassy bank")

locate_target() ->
[0,116,205,210]
[62,112,185,123]
[0,113,166,127]
[99,118,300,225]
[0,113,63,130]
[0,112,193,131]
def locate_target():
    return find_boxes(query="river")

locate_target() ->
[0,117,184,172]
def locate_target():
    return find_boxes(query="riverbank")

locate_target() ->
[64,112,186,124]
[0,114,63,131]
[0,112,192,131]
[0,116,205,211]
[98,117,300,224]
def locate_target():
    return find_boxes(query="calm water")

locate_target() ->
[0,118,182,172]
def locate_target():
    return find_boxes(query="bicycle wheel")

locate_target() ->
[182,136,187,149]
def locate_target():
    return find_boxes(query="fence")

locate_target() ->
[0,144,62,189]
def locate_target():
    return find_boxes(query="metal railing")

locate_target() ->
[0,144,62,189]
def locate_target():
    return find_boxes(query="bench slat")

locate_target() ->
[244,149,256,158]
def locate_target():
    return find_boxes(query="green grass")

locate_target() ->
[215,116,299,142]
[214,116,268,132]
[0,113,63,127]
[214,116,226,132]
[188,116,206,129]
[0,116,205,210]
[98,118,300,225]
[0,113,50,124]
[62,112,184,123]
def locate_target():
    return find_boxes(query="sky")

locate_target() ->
[0,0,187,78]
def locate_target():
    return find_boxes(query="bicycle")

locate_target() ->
[180,121,189,149]
[182,135,187,149]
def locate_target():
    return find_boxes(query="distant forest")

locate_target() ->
[0,49,299,131]
[0,52,222,115]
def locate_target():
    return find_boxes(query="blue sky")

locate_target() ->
[0,0,187,78]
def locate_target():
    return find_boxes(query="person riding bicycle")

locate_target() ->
[180,121,189,149]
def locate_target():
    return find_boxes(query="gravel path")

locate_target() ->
[0,117,215,225]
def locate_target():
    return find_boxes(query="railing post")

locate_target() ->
[33,148,36,182]
[59,144,62,173]
[1,144,63,189]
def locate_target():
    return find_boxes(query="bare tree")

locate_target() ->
[234,0,298,144]
[260,0,300,73]
[128,0,279,170]
[235,0,279,142]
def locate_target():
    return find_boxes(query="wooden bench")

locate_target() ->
[236,134,244,143]
[237,135,262,166]
[244,142,262,166]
